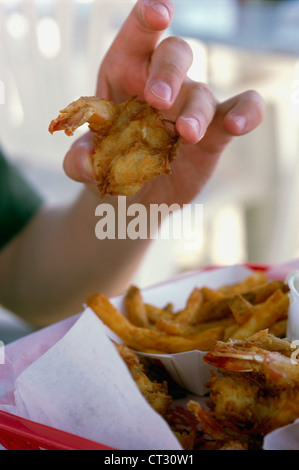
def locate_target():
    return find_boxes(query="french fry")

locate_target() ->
[242,280,289,305]
[268,319,287,338]
[230,289,289,341]
[156,316,235,337]
[86,272,290,356]
[125,285,150,328]
[163,303,174,314]
[217,271,267,296]
[155,318,198,336]
[195,297,234,323]
[196,279,289,325]
[173,287,203,324]
[144,304,173,324]
[200,287,224,303]
[87,293,224,353]
[227,295,253,325]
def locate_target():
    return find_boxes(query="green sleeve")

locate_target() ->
[0,149,43,249]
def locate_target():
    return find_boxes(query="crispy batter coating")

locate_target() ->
[49,96,181,196]
[115,343,172,417]
[188,330,299,449]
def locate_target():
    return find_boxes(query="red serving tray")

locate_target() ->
[0,263,269,450]
[0,410,113,450]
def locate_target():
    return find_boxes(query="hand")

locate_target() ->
[63,0,265,206]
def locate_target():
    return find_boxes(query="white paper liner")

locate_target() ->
[263,418,299,450]
[0,260,299,450]
[11,309,181,450]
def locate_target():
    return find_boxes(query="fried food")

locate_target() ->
[49,96,181,196]
[86,270,293,450]
[173,431,196,450]
[228,288,289,340]
[188,330,299,449]
[87,292,223,354]
[125,285,151,328]
[115,343,171,416]
[87,272,289,356]
[116,343,198,449]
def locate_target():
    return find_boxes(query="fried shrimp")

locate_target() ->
[49,96,181,196]
[115,343,172,417]
[203,340,299,388]
[188,330,299,449]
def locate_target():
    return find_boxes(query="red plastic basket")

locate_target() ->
[0,410,113,450]
[0,263,269,450]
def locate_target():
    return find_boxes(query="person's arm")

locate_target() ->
[0,189,153,327]
[0,0,265,327]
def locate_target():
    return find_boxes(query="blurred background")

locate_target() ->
[0,0,299,297]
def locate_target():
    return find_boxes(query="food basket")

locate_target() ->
[0,263,271,450]
[0,410,113,450]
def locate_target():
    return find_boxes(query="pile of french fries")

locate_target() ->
[87,271,290,355]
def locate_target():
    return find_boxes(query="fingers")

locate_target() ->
[145,37,263,146]
[109,0,174,59]
[167,85,264,150]
[198,89,265,155]
[63,89,264,184]
[144,36,193,110]
[63,133,96,183]
[222,90,265,136]
[174,81,218,145]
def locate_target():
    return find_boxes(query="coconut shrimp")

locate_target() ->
[49,96,181,196]
[204,336,299,389]
[188,331,299,448]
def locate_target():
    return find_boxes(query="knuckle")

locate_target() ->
[163,35,191,51]
[242,89,265,119]
[167,61,186,80]
[192,82,217,106]
[159,36,193,63]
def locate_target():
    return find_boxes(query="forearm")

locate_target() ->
[0,187,152,327]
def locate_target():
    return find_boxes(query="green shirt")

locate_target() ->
[0,149,43,249]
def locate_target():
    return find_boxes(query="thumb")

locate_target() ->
[63,132,96,183]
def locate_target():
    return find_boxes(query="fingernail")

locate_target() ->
[180,116,201,138]
[151,2,170,20]
[81,156,96,182]
[150,81,172,101]
[73,141,96,181]
[230,115,247,131]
